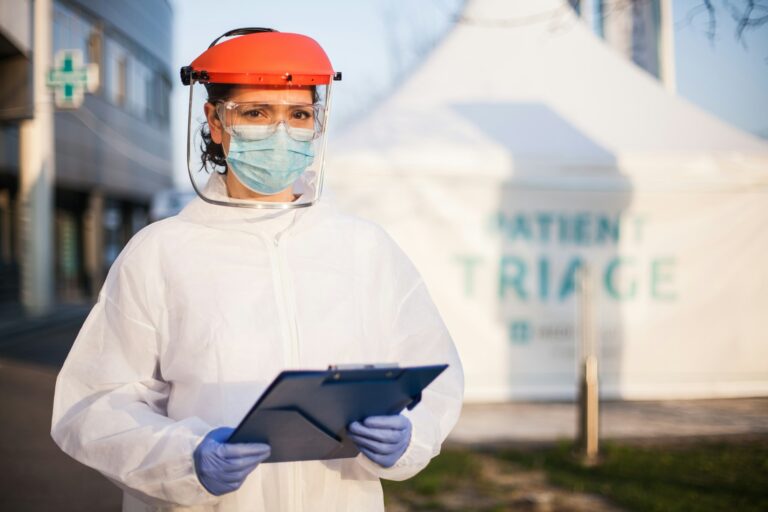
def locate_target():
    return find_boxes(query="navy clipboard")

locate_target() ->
[227,364,448,463]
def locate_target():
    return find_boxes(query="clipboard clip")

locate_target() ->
[325,363,403,383]
[327,363,399,371]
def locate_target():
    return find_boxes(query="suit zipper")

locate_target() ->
[274,234,301,367]
[270,233,302,512]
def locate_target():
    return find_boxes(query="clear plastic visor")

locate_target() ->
[216,101,325,142]
[186,81,333,209]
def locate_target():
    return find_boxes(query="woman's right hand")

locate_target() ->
[193,427,271,496]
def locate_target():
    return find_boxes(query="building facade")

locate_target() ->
[569,0,672,87]
[0,0,173,308]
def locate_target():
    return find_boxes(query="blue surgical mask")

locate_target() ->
[225,126,315,195]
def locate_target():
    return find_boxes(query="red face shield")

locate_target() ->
[180,28,341,209]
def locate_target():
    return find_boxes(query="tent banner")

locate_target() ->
[330,175,768,401]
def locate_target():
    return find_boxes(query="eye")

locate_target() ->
[291,108,314,121]
[242,108,267,119]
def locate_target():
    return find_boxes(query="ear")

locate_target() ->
[204,102,224,144]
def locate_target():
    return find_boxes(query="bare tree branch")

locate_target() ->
[703,0,717,40]
[729,0,755,42]
[688,0,768,44]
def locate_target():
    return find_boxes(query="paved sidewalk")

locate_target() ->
[450,398,768,445]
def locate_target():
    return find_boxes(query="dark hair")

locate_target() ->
[200,83,235,171]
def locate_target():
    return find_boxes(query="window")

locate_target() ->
[116,55,127,107]
[53,2,93,59]
[128,58,150,118]
[158,76,170,125]
[105,37,128,106]
[87,30,102,93]
[149,73,171,126]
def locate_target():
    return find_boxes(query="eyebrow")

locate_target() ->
[232,101,315,107]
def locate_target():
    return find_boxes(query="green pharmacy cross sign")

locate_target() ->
[47,49,99,109]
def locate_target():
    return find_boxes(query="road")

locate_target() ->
[0,309,122,511]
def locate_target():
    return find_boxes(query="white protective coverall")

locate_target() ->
[51,172,464,511]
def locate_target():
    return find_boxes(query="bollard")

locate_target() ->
[576,264,599,465]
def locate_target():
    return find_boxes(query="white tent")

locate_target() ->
[326,0,768,401]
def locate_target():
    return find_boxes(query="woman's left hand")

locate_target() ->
[348,415,412,468]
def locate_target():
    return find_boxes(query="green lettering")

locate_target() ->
[538,257,550,301]
[454,255,483,297]
[632,216,647,243]
[596,215,620,244]
[651,257,676,300]
[558,215,570,244]
[499,256,528,300]
[604,258,637,300]
[535,213,554,243]
[574,213,590,245]
[559,257,584,301]
[511,214,533,241]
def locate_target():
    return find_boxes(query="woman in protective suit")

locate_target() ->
[51,28,463,512]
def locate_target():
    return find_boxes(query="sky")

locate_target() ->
[169,0,768,186]
[673,0,768,139]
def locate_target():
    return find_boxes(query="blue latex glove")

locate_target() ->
[193,427,271,496]
[348,415,412,468]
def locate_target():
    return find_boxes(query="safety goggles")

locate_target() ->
[215,101,326,142]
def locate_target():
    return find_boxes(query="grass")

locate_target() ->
[500,438,768,512]
[382,448,508,510]
[383,437,768,511]
[398,449,481,496]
